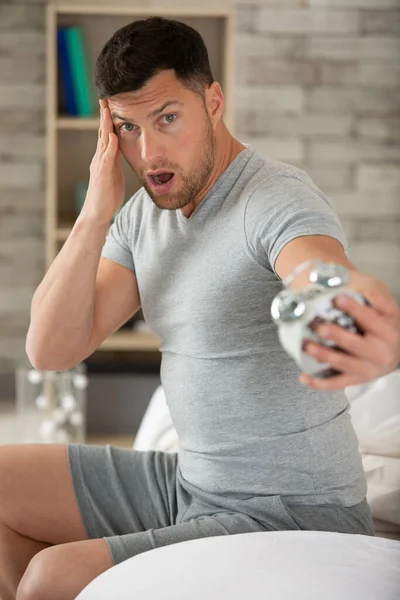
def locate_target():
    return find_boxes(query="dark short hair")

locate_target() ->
[95,16,214,99]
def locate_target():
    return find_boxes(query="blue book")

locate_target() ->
[65,26,94,117]
[57,27,78,116]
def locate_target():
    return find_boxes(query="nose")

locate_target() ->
[139,130,164,165]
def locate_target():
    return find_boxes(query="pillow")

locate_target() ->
[347,369,400,456]
[133,385,179,453]
[347,370,400,532]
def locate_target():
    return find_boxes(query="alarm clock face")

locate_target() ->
[272,261,349,325]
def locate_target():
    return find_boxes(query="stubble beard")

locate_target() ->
[141,118,216,211]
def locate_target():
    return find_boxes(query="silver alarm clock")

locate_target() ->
[271,260,367,379]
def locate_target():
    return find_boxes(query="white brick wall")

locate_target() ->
[0,135,45,160]
[356,164,400,193]
[306,166,354,191]
[0,0,399,369]
[356,117,400,141]
[237,0,303,4]
[307,87,400,114]
[0,163,43,190]
[236,112,353,138]
[309,0,400,8]
[0,85,45,109]
[0,57,45,84]
[360,9,400,34]
[0,5,44,28]
[330,192,400,217]
[308,140,400,165]
[236,57,315,86]
[241,136,305,163]
[347,242,400,297]
[0,288,37,315]
[235,85,305,113]
[0,239,44,287]
[236,33,306,58]
[319,63,400,88]
[0,32,45,56]
[349,242,400,271]
[256,9,359,34]
[305,36,400,63]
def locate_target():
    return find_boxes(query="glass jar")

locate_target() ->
[15,363,88,444]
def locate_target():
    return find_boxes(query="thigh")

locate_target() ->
[105,511,267,565]
[67,444,179,541]
[0,444,88,545]
[283,497,375,536]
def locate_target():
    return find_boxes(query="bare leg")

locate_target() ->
[0,520,51,600]
[0,444,89,600]
[16,539,113,600]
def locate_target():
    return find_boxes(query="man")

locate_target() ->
[1,16,399,600]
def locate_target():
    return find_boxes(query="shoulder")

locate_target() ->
[243,149,336,217]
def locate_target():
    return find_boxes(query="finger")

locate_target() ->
[103,132,118,161]
[336,286,399,320]
[362,287,399,319]
[333,294,396,341]
[98,99,106,140]
[299,371,368,391]
[303,341,379,380]
[311,322,384,365]
[95,106,106,158]
[101,101,113,150]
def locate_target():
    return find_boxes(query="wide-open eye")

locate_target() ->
[118,123,137,133]
[161,113,177,125]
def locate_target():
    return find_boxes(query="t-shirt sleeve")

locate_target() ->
[244,173,349,276]
[100,199,135,272]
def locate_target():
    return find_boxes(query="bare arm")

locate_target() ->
[26,216,106,370]
[26,218,140,371]
[26,99,134,370]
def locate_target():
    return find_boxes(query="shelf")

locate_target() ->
[85,433,136,448]
[99,330,160,351]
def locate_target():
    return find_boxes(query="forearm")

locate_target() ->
[26,215,109,370]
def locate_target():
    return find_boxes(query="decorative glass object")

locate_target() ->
[15,363,88,444]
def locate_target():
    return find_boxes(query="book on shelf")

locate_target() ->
[57,25,95,118]
[57,27,78,116]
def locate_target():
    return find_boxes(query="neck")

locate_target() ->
[180,123,246,219]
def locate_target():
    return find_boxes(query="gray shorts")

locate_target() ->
[67,443,375,566]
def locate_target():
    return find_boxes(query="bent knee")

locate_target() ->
[16,547,62,600]
[17,539,113,600]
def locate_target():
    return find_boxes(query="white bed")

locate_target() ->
[76,530,400,599]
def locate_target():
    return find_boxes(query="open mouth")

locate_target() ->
[149,172,175,186]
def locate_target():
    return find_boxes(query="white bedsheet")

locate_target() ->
[77,530,400,600]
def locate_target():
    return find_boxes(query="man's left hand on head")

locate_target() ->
[300,273,400,391]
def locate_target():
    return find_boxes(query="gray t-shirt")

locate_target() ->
[101,145,366,507]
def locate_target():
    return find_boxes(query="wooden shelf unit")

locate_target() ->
[46,2,234,353]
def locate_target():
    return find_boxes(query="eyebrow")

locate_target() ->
[111,100,183,123]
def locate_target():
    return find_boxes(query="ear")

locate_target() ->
[206,82,224,126]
